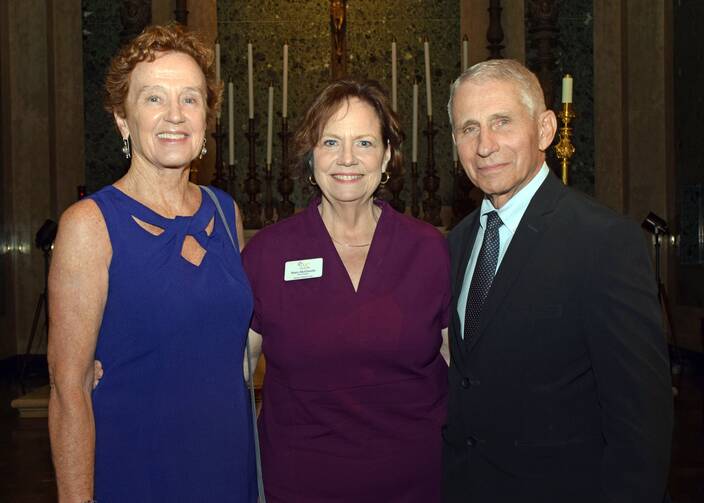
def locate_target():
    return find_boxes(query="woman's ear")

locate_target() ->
[382,142,391,172]
[113,110,130,140]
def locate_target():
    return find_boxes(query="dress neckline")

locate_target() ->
[307,196,391,294]
[107,184,213,230]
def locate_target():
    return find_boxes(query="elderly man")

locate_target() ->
[442,59,672,503]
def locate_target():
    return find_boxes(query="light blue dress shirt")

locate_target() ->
[457,163,550,337]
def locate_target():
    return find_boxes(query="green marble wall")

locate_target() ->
[526,0,595,196]
[217,0,460,208]
[82,0,129,193]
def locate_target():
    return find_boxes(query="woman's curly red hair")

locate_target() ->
[104,23,222,121]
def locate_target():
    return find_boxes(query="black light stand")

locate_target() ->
[642,212,682,394]
[19,219,57,393]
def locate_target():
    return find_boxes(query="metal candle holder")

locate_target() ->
[277,118,295,220]
[243,117,262,229]
[555,102,576,185]
[263,163,274,225]
[451,160,475,226]
[387,159,405,214]
[422,116,442,226]
[210,118,227,190]
[410,161,420,218]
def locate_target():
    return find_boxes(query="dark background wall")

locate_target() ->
[82,0,127,193]
[525,0,594,196]
[674,0,704,307]
[217,0,460,208]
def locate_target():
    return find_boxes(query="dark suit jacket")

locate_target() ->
[442,172,673,503]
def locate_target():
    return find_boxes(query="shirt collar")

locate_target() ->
[478,162,550,234]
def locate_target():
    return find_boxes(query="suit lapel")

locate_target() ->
[464,173,566,354]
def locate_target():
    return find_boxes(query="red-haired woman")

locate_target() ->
[47,25,256,502]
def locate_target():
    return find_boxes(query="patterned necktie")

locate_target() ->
[464,211,503,343]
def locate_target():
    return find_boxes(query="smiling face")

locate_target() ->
[114,51,207,171]
[451,79,556,208]
[312,97,390,205]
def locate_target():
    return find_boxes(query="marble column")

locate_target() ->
[0,0,84,359]
[460,0,524,68]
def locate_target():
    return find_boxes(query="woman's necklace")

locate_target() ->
[321,201,380,249]
[330,236,371,248]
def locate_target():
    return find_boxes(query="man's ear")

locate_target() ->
[537,109,557,151]
[114,110,130,140]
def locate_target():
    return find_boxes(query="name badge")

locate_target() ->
[284,258,323,281]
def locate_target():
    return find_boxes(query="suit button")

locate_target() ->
[466,436,476,447]
[461,378,470,388]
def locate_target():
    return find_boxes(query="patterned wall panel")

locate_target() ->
[217,0,460,208]
[526,0,594,195]
[82,0,129,193]
[675,0,704,305]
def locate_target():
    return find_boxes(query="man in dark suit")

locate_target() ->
[442,59,672,503]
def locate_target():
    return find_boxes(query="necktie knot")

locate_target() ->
[485,211,503,233]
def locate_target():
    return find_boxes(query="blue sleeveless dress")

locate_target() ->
[89,185,256,502]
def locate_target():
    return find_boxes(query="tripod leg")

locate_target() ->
[659,284,682,396]
[19,292,46,394]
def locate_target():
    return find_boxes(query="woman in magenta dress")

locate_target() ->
[242,79,450,502]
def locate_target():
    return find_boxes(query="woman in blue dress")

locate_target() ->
[47,25,256,502]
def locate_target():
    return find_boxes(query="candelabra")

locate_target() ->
[263,163,274,225]
[422,117,442,226]
[243,118,262,229]
[410,161,420,218]
[555,102,576,185]
[451,160,475,226]
[227,162,236,197]
[210,118,227,190]
[277,118,295,220]
[387,160,405,214]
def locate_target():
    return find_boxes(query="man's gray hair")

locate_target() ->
[447,59,546,129]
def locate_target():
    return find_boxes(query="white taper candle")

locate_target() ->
[266,85,274,167]
[247,42,254,119]
[424,38,432,117]
[562,74,573,104]
[282,43,289,118]
[412,82,418,163]
[228,82,235,165]
[391,39,397,112]
[462,35,469,71]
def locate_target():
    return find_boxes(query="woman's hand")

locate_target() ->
[93,360,104,389]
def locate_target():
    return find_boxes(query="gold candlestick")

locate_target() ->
[555,102,576,185]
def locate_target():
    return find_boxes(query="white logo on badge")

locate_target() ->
[284,258,323,281]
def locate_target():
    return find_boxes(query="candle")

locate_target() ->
[391,38,397,112]
[228,82,235,165]
[424,38,432,117]
[247,42,254,119]
[462,35,469,71]
[215,42,221,83]
[412,81,418,163]
[451,83,457,162]
[562,74,573,104]
[282,42,289,118]
[266,84,274,167]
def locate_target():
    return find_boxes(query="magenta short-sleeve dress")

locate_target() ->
[241,198,450,502]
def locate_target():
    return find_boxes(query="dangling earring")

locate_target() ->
[380,171,390,186]
[121,137,131,159]
[308,175,318,186]
[199,138,208,159]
